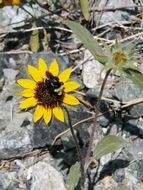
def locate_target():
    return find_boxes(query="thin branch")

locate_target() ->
[122,97,143,108]
[0,50,33,55]
[84,69,112,171]
[65,107,85,187]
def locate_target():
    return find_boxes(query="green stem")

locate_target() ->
[65,107,85,188]
[84,68,112,171]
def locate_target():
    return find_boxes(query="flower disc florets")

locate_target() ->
[35,71,64,109]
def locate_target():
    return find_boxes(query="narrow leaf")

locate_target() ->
[123,68,143,90]
[93,135,130,160]
[66,162,80,190]
[63,20,107,64]
[80,0,90,20]
[30,22,39,52]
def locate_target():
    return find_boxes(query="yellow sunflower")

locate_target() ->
[0,0,20,5]
[17,58,80,125]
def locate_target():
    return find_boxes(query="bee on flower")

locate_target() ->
[17,58,80,125]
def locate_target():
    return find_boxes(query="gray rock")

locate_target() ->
[0,4,42,34]
[114,82,143,102]
[122,172,139,190]
[3,68,19,85]
[124,119,143,139]
[0,100,14,132]
[0,154,62,190]
[136,159,143,181]
[98,102,115,127]
[6,112,32,132]
[129,103,143,117]
[97,0,135,25]
[61,130,77,150]
[82,50,104,88]
[0,128,33,160]
[0,170,20,190]
[87,85,113,99]
[30,160,66,190]
[0,94,30,133]
[112,168,125,183]
[128,139,143,160]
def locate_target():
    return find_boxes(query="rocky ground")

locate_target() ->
[0,0,143,190]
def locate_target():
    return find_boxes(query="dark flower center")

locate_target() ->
[35,72,64,108]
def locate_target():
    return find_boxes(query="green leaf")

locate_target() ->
[119,185,130,190]
[30,22,39,52]
[93,135,130,160]
[123,68,143,90]
[63,20,108,64]
[66,162,80,190]
[80,0,89,20]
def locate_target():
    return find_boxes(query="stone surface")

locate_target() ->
[0,170,20,190]
[0,128,33,160]
[0,4,42,34]
[82,50,104,88]
[114,82,143,102]
[96,0,136,26]
[0,154,66,190]
[112,168,125,183]
[128,139,143,160]
[129,103,143,117]
[30,159,66,190]
[136,159,143,181]
[3,68,19,85]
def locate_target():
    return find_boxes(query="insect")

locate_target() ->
[45,72,64,96]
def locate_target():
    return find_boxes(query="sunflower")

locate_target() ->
[17,58,80,125]
[0,0,20,5]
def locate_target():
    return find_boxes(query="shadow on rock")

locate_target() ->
[97,159,130,182]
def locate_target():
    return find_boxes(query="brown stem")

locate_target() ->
[84,68,112,171]
[65,107,85,187]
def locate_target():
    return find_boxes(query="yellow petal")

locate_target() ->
[43,108,52,125]
[49,59,59,76]
[64,81,80,92]
[28,65,43,82]
[13,0,20,5]
[63,94,79,105]
[17,79,36,89]
[59,67,72,83]
[33,105,44,123]
[21,89,35,97]
[53,106,64,122]
[3,0,20,5]
[19,97,37,109]
[38,58,48,78]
